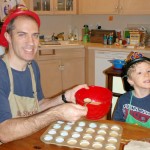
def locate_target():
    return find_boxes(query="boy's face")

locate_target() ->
[127,62,150,90]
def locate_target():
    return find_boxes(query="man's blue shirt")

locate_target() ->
[0,58,44,122]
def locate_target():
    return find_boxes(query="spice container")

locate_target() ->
[119,39,122,45]
[108,34,113,45]
[103,34,107,45]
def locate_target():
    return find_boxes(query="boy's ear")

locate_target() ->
[127,77,134,87]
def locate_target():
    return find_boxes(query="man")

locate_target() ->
[0,5,88,143]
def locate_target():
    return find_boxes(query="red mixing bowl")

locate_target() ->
[75,86,112,120]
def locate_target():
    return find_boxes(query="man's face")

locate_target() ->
[6,16,39,63]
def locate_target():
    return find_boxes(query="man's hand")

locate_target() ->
[65,84,89,103]
[54,103,88,122]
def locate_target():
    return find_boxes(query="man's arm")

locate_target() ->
[39,84,89,111]
[0,103,87,143]
[39,94,64,111]
[0,84,88,143]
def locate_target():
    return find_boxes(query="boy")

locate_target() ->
[113,52,150,128]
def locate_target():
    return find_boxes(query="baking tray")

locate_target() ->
[40,120,123,150]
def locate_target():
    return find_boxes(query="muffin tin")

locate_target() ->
[40,120,123,150]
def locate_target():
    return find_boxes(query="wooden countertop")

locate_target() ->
[39,41,150,53]
[1,119,150,150]
[83,42,150,53]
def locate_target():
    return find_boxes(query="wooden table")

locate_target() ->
[0,119,150,150]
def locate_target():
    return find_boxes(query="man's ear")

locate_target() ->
[127,77,134,87]
[4,32,11,44]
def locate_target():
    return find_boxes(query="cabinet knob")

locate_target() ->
[115,5,119,13]
[55,6,58,10]
[59,65,65,71]
[61,65,65,70]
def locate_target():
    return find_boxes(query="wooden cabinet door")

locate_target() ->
[36,47,85,98]
[30,0,76,15]
[37,59,62,98]
[30,0,54,15]
[62,57,85,91]
[23,0,30,8]
[54,0,77,14]
[78,0,119,14]
[120,0,150,14]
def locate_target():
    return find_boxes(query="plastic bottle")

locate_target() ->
[83,25,89,42]
[108,33,113,45]
[103,34,107,45]
[126,36,130,44]
[84,25,89,34]
[83,34,88,43]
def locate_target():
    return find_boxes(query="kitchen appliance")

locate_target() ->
[95,51,128,115]
[90,29,116,43]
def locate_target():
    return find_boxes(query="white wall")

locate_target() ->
[39,14,150,40]
[39,15,73,39]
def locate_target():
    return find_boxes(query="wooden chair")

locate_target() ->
[104,66,124,120]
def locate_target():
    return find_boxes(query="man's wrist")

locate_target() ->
[62,93,68,103]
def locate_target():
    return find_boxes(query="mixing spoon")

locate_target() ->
[84,98,101,105]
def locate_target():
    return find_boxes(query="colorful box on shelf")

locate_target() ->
[129,31,140,45]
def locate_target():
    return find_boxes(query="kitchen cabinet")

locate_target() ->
[119,0,150,15]
[78,0,119,14]
[23,0,30,9]
[35,46,85,98]
[30,0,77,15]
[78,0,150,15]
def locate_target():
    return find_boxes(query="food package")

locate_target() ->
[124,140,150,150]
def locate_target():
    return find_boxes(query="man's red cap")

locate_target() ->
[0,5,40,48]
